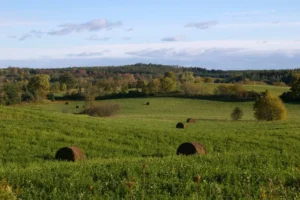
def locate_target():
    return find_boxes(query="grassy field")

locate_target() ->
[0,96,299,199]
[197,83,290,97]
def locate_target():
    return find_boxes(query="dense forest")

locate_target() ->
[1,63,300,105]
[1,63,299,84]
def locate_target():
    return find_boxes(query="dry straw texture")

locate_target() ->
[55,146,86,162]
[176,142,207,155]
[186,118,196,123]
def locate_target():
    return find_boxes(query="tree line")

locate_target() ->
[1,63,300,105]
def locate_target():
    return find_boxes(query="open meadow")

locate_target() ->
[0,96,299,199]
[2,0,300,199]
[194,83,290,97]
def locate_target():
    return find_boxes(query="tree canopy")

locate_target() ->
[253,90,287,121]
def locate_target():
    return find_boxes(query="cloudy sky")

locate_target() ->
[1,0,300,69]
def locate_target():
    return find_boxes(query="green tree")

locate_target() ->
[160,77,175,93]
[179,71,194,83]
[231,107,244,120]
[164,71,176,80]
[27,74,50,99]
[3,83,21,105]
[51,82,60,92]
[59,72,76,90]
[21,91,34,102]
[136,79,146,90]
[147,78,160,94]
[84,83,97,109]
[289,76,300,98]
[60,83,67,91]
[253,90,287,121]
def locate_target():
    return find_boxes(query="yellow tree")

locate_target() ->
[253,90,287,121]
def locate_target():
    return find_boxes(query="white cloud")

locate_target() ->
[126,28,133,31]
[7,35,17,39]
[11,19,122,41]
[48,19,122,35]
[161,35,185,42]
[86,35,111,41]
[1,40,300,69]
[19,34,32,41]
[67,51,109,57]
[185,21,218,29]
[18,30,44,41]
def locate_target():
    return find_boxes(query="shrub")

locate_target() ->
[21,91,34,102]
[203,77,214,83]
[3,83,21,105]
[231,107,244,120]
[0,92,8,105]
[214,84,244,97]
[84,103,121,117]
[47,93,55,102]
[253,90,287,121]
[183,82,208,96]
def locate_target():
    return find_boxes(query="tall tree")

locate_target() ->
[27,74,50,99]
[3,83,21,105]
[59,72,76,90]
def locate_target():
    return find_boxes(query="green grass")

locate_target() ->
[0,98,299,199]
[196,83,290,96]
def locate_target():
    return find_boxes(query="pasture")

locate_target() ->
[0,97,299,199]
[196,83,290,97]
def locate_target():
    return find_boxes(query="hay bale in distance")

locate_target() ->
[177,142,206,155]
[145,102,150,105]
[186,118,196,123]
[65,101,69,105]
[176,122,186,129]
[76,105,79,109]
[55,146,85,162]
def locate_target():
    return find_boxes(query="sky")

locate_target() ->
[0,0,300,69]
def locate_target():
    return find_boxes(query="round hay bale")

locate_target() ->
[176,122,186,129]
[186,118,196,123]
[65,101,69,105]
[76,105,79,109]
[176,142,206,155]
[145,102,150,105]
[55,146,85,162]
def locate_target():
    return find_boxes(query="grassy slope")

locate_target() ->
[0,97,299,199]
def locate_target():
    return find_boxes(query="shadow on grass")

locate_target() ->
[194,118,256,122]
[53,91,259,103]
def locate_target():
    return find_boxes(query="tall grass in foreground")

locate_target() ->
[0,98,299,199]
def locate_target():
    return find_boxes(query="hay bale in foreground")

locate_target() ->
[186,118,196,123]
[176,122,186,129]
[55,146,85,162]
[176,142,206,155]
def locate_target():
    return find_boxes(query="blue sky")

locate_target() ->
[1,0,300,69]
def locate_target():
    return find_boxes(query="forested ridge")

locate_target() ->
[1,63,300,105]
[1,63,299,84]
